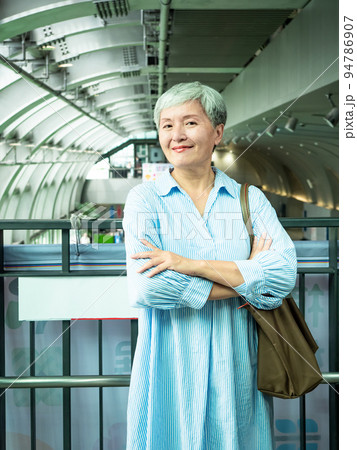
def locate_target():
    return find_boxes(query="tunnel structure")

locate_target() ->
[0,0,338,244]
[0,1,339,449]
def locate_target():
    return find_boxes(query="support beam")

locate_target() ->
[0,54,123,137]
[158,0,172,96]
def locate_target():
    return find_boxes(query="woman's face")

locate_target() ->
[158,100,224,170]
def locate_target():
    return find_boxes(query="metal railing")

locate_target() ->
[0,218,339,450]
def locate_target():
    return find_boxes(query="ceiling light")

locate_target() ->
[323,93,339,127]
[285,116,298,132]
[245,124,258,143]
[266,124,277,137]
[306,178,313,189]
[262,117,277,137]
[231,136,241,144]
[223,153,234,164]
[324,107,339,127]
[279,111,299,132]
[246,131,257,142]
[58,63,73,68]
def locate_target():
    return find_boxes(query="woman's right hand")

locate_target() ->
[248,232,272,260]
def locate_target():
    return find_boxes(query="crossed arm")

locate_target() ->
[123,186,297,310]
[131,235,272,301]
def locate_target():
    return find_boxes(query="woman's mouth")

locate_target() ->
[172,146,192,153]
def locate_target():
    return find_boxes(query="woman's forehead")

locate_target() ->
[160,100,207,121]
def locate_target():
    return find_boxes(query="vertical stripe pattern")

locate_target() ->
[123,167,297,449]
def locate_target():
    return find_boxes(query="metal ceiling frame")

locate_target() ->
[0,0,339,242]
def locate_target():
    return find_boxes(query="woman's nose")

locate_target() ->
[171,124,186,142]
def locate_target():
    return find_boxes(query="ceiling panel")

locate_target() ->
[169,10,294,67]
[166,73,234,92]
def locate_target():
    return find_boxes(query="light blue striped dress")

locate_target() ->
[123,167,297,450]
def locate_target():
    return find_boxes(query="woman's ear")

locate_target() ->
[214,124,224,145]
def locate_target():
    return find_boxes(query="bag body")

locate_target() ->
[240,183,323,398]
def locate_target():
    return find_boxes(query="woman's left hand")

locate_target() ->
[131,239,192,277]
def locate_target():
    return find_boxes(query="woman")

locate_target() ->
[123,82,297,449]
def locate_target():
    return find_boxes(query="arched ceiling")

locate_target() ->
[0,0,338,240]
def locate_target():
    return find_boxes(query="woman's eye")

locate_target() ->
[162,124,172,129]
[186,121,197,126]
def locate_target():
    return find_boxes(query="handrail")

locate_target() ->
[0,219,123,230]
[0,217,339,277]
[0,375,130,389]
[0,217,338,230]
[279,217,339,228]
[0,373,338,389]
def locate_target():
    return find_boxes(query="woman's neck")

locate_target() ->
[170,166,216,195]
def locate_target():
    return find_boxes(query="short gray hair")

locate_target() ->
[154,81,227,129]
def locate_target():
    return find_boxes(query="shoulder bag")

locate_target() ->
[240,183,323,399]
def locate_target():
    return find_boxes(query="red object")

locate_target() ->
[237,302,249,309]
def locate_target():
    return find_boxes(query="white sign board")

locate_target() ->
[19,276,138,320]
[142,163,172,182]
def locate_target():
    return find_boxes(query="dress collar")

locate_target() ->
[156,166,236,198]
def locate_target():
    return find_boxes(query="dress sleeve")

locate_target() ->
[233,186,297,310]
[123,187,213,310]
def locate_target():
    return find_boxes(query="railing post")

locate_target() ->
[62,321,71,450]
[30,322,36,450]
[0,229,4,274]
[130,319,138,370]
[328,226,339,450]
[98,320,103,450]
[0,275,5,450]
[299,273,306,450]
[62,229,70,273]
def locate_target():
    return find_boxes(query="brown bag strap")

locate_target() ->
[239,183,254,249]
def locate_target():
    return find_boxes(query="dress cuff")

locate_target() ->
[180,276,213,309]
[233,259,265,301]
